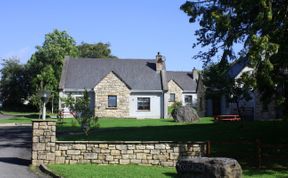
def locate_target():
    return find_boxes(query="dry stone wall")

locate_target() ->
[32,120,208,167]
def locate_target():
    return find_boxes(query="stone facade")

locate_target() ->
[168,80,183,106]
[32,120,208,167]
[94,72,130,118]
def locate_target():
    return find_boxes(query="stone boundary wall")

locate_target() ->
[32,120,208,167]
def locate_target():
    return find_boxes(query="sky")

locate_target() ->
[0,0,204,71]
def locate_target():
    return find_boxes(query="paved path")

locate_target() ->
[0,126,49,178]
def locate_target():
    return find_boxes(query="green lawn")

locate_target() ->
[57,118,288,169]
[47,164,288,178]
[0,111,55,123]
[58,117,287,144]
[0,117,34,123]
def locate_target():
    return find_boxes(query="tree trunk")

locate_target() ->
[235,100,243,120]
[51,95,54,114]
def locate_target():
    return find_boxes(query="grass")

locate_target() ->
[57,117,287,143]
[59,117,213,128]
[0,111,56,123]
[0,110,38,115]
[47,164,288,178]
[57,118,288,169]
[0,117,34,123]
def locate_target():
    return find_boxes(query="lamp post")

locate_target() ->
[39,90,50,120]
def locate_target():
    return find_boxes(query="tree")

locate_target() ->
[64,90,99,135]
[27,29,79,109]
[0,58,29,109]
[203,60,255,118]
[181,0,288,118]
[77,42,116,58]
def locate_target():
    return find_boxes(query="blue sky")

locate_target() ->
[0,0,204,71]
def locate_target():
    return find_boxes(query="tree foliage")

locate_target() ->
[27,29,78,92]
[0,29,118,111]
[203,60,256,117]
[26,29,79,109]
[0,58,29,108]
[77,42,116,58]
[181,0,288,117]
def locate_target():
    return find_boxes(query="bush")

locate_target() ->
[64,90,99,135]
[169,102,182,114]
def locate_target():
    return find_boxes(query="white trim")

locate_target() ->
[183,90,196,93]
[131,90,163,93]
[63,88,93,92]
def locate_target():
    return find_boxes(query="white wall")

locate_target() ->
[129,92,162,119]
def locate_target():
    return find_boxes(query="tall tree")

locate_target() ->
[77,42,116,58]
[0,58,29,108]
[27,29,78,108]
[181,0,288,118]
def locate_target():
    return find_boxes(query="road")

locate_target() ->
[0,126,49,178]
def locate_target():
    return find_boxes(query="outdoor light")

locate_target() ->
[39,90,51,120]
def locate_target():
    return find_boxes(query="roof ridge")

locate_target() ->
[166,70,192,73]
[67,57,155,61]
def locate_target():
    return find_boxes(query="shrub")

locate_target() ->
[64,90,99,135]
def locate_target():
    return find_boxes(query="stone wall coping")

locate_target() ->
[56,140,209,144]
[32,119,57,122]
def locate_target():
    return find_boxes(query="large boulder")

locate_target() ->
[172,105,199,122]
[176,157,242,178]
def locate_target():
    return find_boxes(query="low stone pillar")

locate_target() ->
[32,119,56,165]
[176,157,242,178]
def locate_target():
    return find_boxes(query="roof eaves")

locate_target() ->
[59,56,70,89]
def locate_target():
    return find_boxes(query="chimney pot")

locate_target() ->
[156,52,165,72]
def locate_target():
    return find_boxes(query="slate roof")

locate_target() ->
[59,57,163,90]
[227,58,249,78]
[166,71,197,92]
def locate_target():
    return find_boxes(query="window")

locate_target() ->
[137,97,150,111]
[169,93,175,102]
[108,95,117,108]
[184,95,192,106]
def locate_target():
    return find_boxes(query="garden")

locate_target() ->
[1,111,288,177]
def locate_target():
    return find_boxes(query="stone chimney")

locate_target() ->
[156,52,166,72]
[192,67,199,80]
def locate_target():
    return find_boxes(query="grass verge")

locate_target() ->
[47,164,288,178]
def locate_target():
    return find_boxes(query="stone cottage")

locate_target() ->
[206,58,282,120]
[59,53,205,118]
